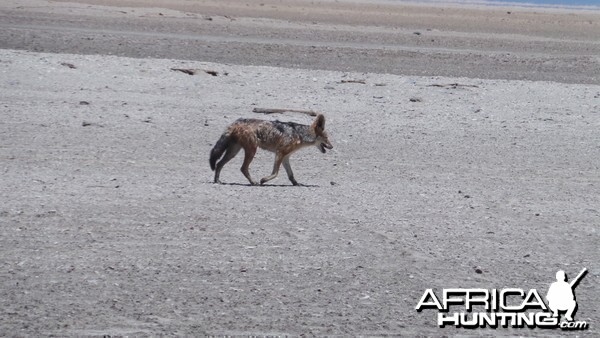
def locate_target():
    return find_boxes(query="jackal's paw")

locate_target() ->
[250,180,259,186]
[213,180,222,184]
[259,178,267,185]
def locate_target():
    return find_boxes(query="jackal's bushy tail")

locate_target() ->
[209,132,233,171]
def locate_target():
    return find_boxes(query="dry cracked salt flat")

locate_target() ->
[1,49,599,336]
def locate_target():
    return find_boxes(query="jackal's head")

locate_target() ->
[311,114,333,153]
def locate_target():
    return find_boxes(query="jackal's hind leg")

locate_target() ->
[282,157,299,186]
[260,153,284,185]
[214,144,241,184]
[241,145,258,185]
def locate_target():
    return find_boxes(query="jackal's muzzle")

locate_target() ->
[319,142,333,153]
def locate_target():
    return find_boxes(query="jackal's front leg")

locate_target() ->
[260,153,284,185]
[282,157,299,186]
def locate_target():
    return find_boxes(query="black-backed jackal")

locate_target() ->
[209,114,333,186]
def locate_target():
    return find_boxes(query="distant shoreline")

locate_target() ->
[369,0,600,12]
[4,0,600,84]
[479,0,600,11]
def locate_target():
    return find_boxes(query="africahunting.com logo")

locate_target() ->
[415,268,589,330]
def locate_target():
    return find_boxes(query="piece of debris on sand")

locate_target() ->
[60,62,76,69]
[170,68,197,75]
[252,107,318,117]
[340,79,366,84]
[170,68,226,76]
[428,83,479,89]
[81,121,103,127]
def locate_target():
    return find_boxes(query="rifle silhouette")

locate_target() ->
[570,268,588,289]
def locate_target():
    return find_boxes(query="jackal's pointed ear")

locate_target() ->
[313,114,326,131]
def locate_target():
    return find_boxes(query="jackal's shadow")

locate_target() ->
[210,181,319,188]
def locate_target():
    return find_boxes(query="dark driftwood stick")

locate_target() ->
[340,79,366,84]
[252,108,318,117]
[427,83,479,89]
[170,68,197,75]
[170,68,222,76]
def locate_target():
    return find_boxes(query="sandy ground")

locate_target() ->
[1,0,599,336]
